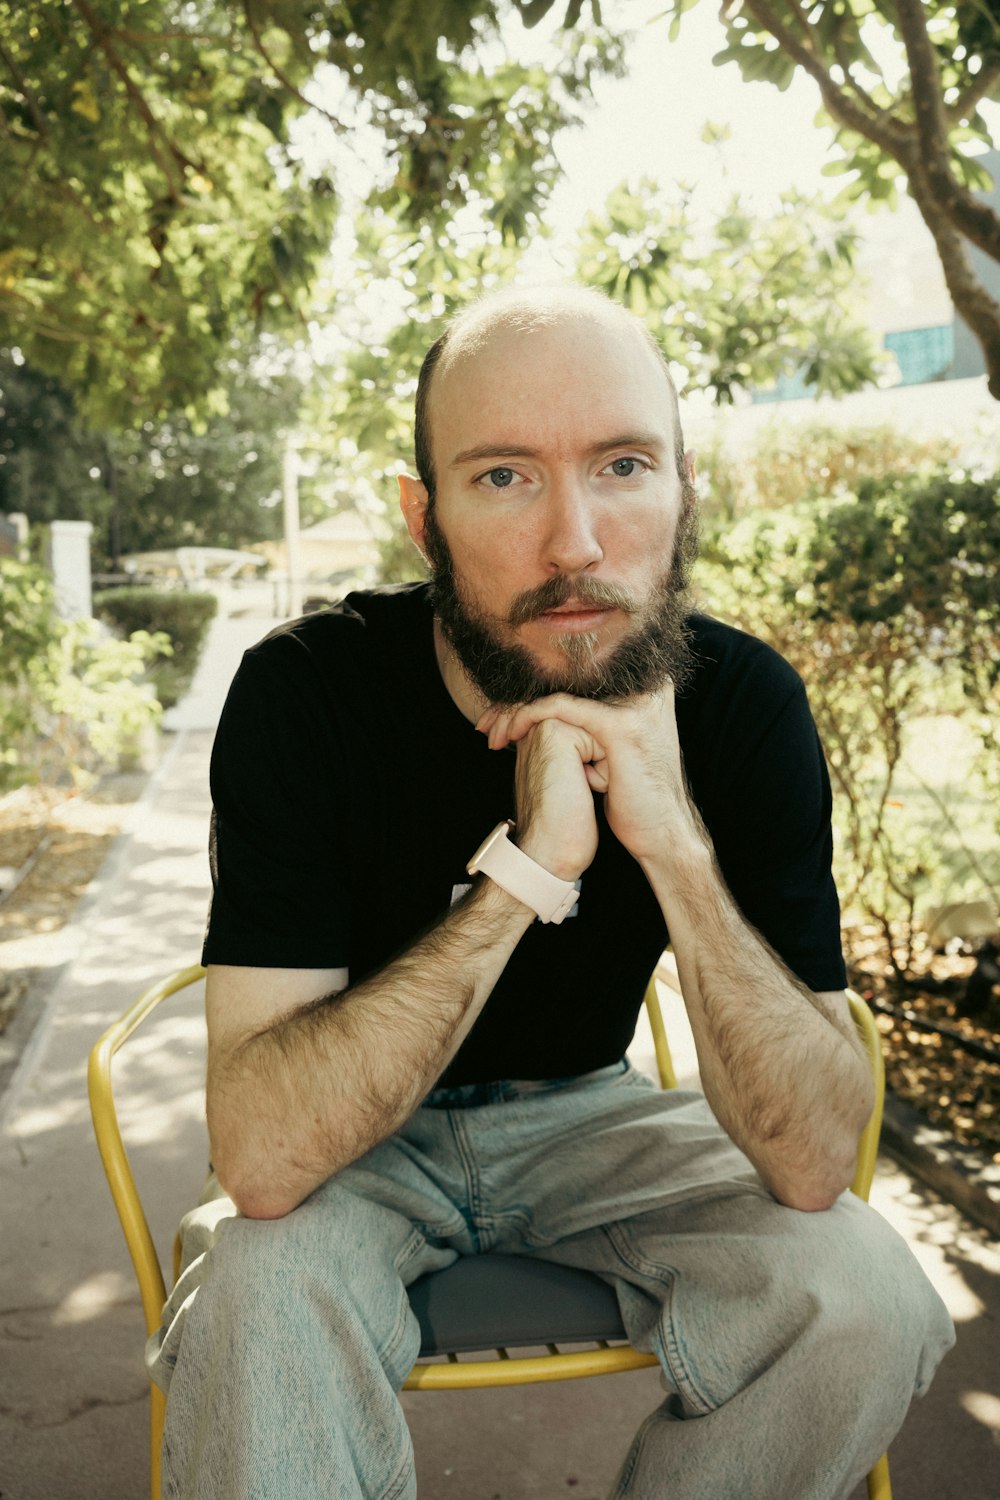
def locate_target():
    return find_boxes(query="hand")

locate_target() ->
[479,687,702,869]
[511,717,600,882]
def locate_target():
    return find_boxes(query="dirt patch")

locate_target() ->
[848,931,1000,1163]
[0,774,147,1033]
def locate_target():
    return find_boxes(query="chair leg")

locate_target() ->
[866,1451,892,1500]
[151,1383,165,1500]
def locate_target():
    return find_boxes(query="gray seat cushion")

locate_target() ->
[408,1254,626,1355]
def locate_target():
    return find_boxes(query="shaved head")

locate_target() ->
[414,284,687,504]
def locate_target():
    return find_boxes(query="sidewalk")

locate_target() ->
[1,613,997,1500]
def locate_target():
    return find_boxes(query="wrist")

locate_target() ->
[467,820,580,924]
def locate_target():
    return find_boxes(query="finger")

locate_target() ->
[584,762,609,794]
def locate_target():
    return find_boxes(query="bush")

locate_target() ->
[695,418,963,526]
[94,586,218,708]
[0,558,165,792]
[698,465,1000,985]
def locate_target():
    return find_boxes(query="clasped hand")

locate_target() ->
[477,686,698,881]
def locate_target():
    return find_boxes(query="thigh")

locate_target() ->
[150,1127,469,1396]
[493,1074,948,1419]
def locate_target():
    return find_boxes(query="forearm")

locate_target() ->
[208,878,534,1219]
[643,836,873,1212]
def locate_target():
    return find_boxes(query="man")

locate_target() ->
[147,285,953,1499]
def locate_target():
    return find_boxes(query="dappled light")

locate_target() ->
[52,1271,131,1327]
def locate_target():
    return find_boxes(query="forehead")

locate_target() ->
[429,311,677,465]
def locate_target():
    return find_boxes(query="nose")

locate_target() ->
[542,472,603,576]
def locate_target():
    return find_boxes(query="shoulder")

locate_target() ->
[680,613,805,732]
[229,582,432,700]
[245,581,431,669]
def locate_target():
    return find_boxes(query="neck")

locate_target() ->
[433,617,490,724]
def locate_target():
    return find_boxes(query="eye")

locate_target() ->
[476,466,520,489]
[603,456,648,479]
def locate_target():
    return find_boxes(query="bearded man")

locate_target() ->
[147,285,952,1500]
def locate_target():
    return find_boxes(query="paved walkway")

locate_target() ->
[0,613,997,1499]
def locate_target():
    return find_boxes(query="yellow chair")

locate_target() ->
[88,963,891,1500]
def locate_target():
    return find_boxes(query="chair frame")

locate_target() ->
[88,962,891,1500]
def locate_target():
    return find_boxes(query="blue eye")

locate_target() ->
[610,457,638,477]
[487,468,515,488]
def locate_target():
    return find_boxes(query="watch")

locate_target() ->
[466,820,579,925]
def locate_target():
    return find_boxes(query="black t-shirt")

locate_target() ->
[203,582,846,1085]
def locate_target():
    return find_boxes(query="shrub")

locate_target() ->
[94,587,218,708]
[698,466,1000,985]
[695,418,963,526]
[0,558,166,791]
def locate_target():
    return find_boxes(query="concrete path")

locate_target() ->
[1,611,997,1500]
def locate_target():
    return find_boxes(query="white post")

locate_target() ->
[282,438,303,619]
[47,520,94,620]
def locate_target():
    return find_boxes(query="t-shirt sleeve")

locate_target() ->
[704,672,847,995]
[201,643,352,969]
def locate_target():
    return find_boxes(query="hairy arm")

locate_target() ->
[207,879,536,1220]
[480,690,873,1212]
[208,708,599,1221]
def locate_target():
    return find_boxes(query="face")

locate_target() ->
[400,311,698,705]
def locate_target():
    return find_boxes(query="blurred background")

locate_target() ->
[0,3,998,1493]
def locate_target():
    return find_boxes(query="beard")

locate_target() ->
[424,491,699,707]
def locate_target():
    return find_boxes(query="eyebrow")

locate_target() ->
[448,434,667,469]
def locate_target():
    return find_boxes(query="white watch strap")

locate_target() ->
[467,821,578,924]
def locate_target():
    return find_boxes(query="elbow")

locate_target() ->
[762,1133,861,1214]
[212,1146,307,1221]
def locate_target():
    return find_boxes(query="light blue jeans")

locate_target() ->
[147,1064,954,1499]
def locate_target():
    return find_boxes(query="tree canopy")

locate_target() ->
[665,0,1000,397]
[0,0,617,426]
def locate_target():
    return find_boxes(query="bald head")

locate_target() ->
[413,284,686,503]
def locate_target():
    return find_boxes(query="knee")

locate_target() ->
[803,1195,954,1394]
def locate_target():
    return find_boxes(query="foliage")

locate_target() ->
[316,182,890,582]
[94,586,217,672]
[0,345,309,566]
[314,211,530,582]
[0,0,618,427]
[575,181,884,403]
[0,558,164,791]
[0,558,64,785]
[694,418,963,524]
[94,586,218,708]
[662,0,1000,397]
[698,466,1000,984]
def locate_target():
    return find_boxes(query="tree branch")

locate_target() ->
[901,140,1000,399]
[241,0,347,134]
[896,0,1000,263]
[68,0,196,201]
[738,0,910,157]
[948,57,1000,122]
[0,36,49,137]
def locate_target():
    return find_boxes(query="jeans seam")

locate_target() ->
[448,1110,487,1252]
[605,1221,715,1417]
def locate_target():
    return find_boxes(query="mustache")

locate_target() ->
[507,575,639,628]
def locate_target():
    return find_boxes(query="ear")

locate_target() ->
[398,474,430,557]
[683,449,697,485]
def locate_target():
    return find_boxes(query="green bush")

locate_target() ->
[698,465,1000,986]
[94,587,218,708]
[0,558,165,791]
[695,418,963,526]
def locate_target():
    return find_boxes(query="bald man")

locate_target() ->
[147,286,952,1499]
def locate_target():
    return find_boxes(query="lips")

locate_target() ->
[537,604,615,631]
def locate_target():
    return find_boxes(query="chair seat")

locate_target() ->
[408,1254,626,1355]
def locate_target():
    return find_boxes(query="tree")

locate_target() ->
[0,0,618,427]
[663,0,1000,398]
[575,178,883,401]
[0,341,307,564]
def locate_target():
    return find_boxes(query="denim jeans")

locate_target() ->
[147,1064,954,1499]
